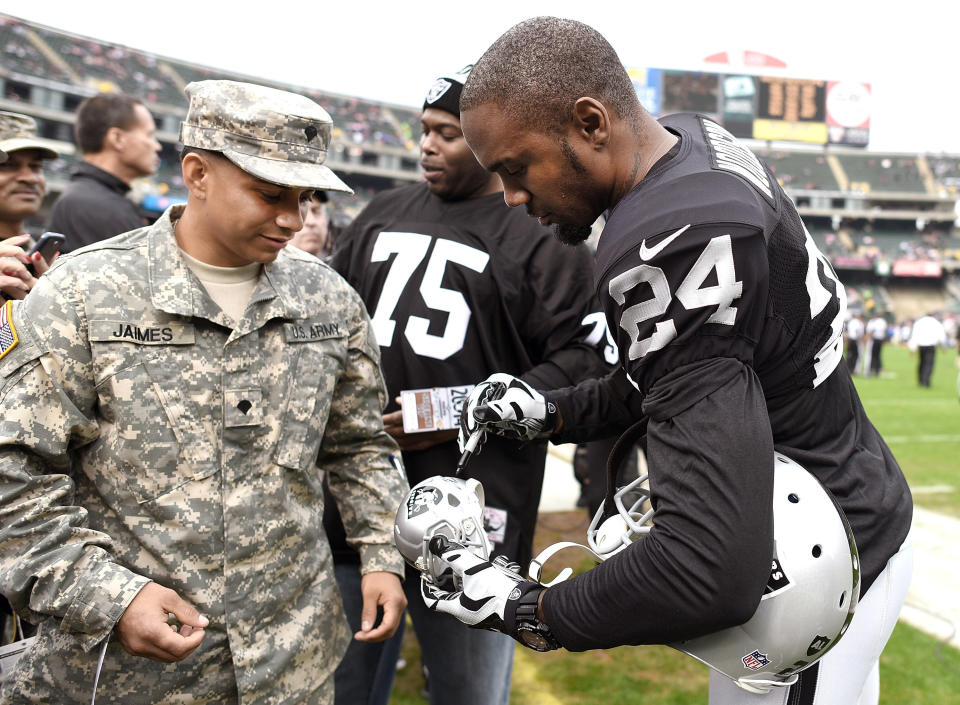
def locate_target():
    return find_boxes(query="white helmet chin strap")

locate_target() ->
[527,483,651,586]
[735,674,799,694]
[527,540,605,586]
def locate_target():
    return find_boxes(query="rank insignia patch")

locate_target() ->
[0,300,19,361]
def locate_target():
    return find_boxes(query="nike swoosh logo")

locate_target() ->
[638,224,691,261]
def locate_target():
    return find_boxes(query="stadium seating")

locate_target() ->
[0,17,74,85]
[846,284,894,316]
[29,25,183,106]
[3,14,419,152]
[837,154,927,195]
[757,149,839,191]
[927,156,960,194]
[3,7,959,320]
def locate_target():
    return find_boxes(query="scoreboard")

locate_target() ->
[628,67,871,147]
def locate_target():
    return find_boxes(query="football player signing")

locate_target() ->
[327,64,610,705]
[426,17,913,705]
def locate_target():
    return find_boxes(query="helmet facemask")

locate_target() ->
[586,472,654,559]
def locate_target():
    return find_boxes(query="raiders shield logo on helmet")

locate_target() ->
[425,78,452,105]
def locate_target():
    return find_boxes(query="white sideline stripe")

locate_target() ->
[884,434,960,444]
[910,484,956,494]
[867,399,958,407]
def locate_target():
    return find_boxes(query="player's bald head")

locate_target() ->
[460,16,643,134]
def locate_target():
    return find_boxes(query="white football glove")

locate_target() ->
[457,373,558,452]
[421,536,545,637]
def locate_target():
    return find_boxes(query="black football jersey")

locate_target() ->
[543,115,912,651]
[326,182,608,568]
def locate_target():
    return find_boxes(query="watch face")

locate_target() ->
[518,627,551,652]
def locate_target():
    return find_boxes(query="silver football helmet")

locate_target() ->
[394,475,491,588]
[573,453,860,693]
[586,471,653,560]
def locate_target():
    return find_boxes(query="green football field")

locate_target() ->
[389,343,960,704]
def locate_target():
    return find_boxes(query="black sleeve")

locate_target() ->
[541,357,774,650]
[328,217,362,287]
[518,238,609,391]
[545,367,644,445]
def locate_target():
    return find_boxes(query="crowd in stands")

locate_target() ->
[4,10,960,270]
[40,29,180,105]
[305,92,419,151]
[845,285,893,318]
[928,155,960,194]
[1,13,420,152]
[0,17,73,84]
[809,224,960,268]
[761,150,838,190]
[842,155,925,194]
[864,227,960,265]
[813,229,848,259]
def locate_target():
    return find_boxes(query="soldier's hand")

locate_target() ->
[353,571,407,643]
[383,398,457,451]
[385,416,458,451]
[115,582,208,663]
[0,234,37,299]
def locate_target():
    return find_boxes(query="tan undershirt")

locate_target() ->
[179,249,261,324]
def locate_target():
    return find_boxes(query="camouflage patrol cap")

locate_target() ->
[180,80,352,193]
[0,111,59,159]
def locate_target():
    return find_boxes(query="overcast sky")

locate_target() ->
[3,0,959,154]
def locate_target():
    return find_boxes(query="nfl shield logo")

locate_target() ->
[742,650,771,670]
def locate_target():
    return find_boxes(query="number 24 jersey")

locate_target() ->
[597,114,845,401]
[541,115,911,651]
[589,113,911,595]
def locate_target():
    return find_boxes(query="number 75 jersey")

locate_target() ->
[330,184,606,402]
[596,114,846,398]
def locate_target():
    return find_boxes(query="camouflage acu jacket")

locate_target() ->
[0,205,408,704]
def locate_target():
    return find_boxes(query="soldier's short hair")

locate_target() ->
[461,16,642,134]
[179,145,226,163]
[75,93,144,154]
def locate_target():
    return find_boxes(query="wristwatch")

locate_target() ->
[507,582,561,652]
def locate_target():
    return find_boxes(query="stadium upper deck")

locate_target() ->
[1,10,958,277]
[0,11,422,219]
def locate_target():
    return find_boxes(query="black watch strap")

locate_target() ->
[504,581,561,652]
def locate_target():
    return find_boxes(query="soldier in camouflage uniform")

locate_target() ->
[0,80,409,704]
[0,112,60,301]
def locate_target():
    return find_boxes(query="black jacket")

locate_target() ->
[47,162,144,252]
